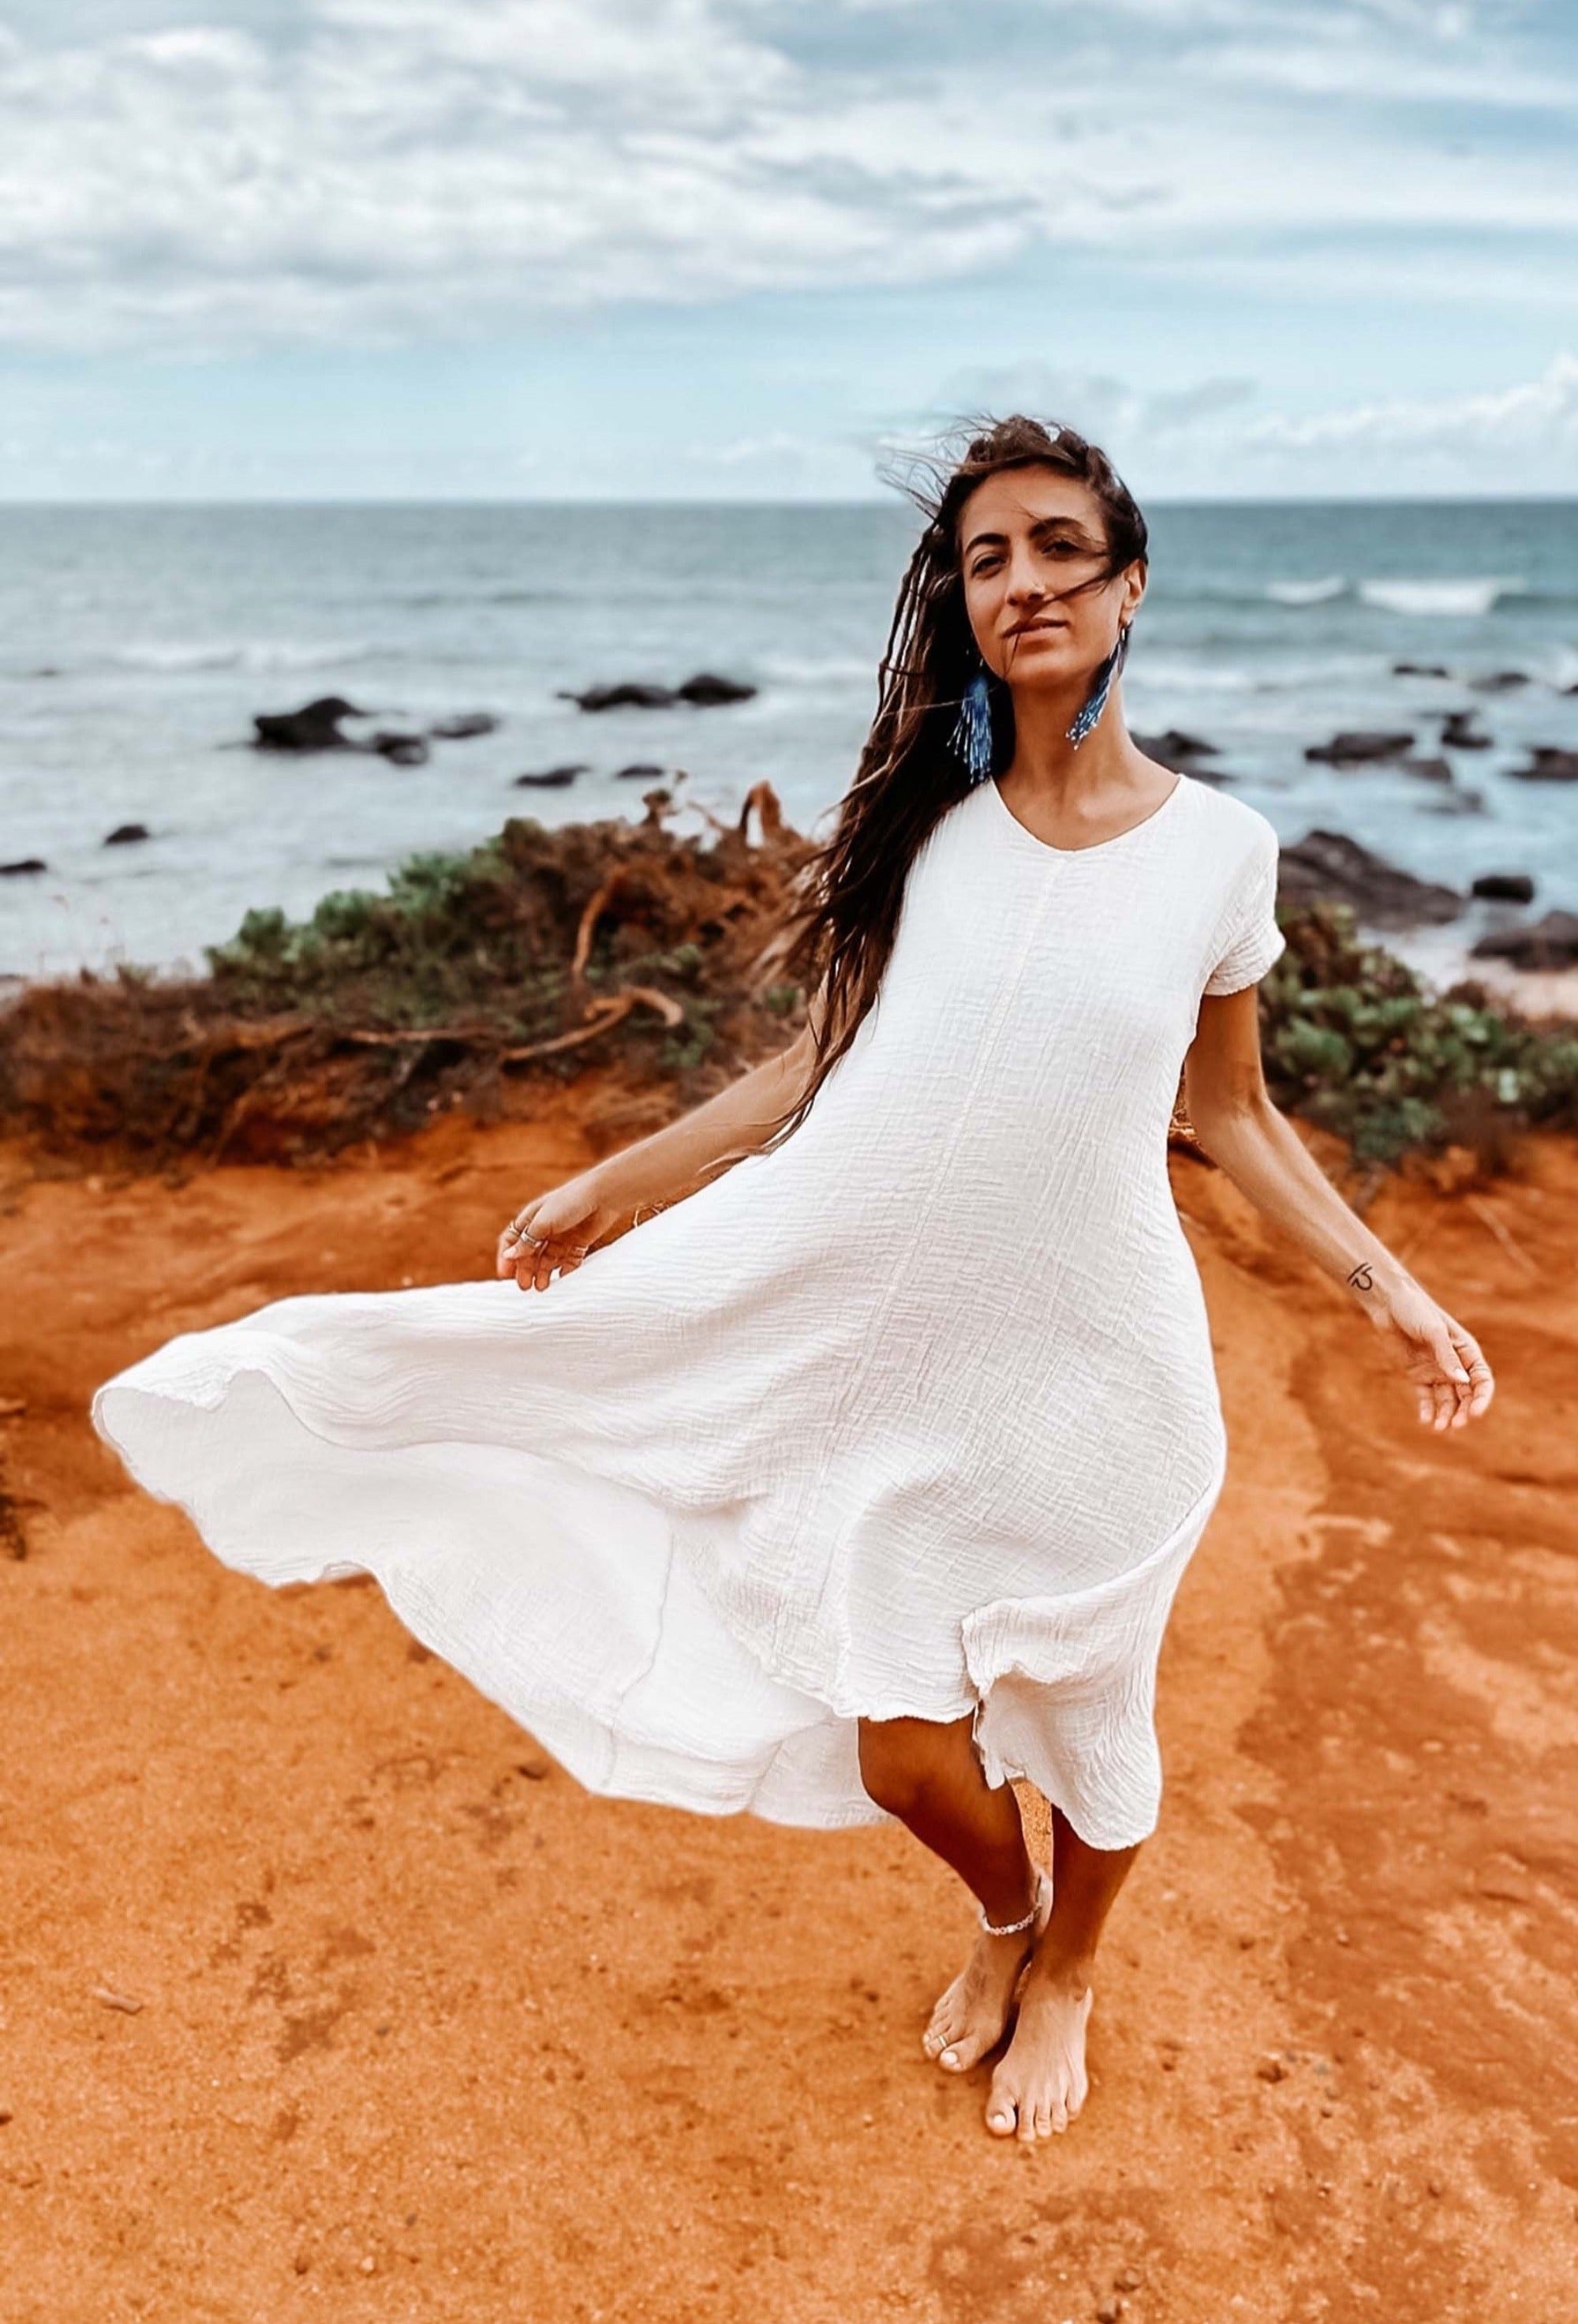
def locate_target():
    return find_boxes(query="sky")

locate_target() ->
[2,0,1576,500]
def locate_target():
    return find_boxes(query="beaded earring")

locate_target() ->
[1066,621,1131,749]
[949,665,994,784]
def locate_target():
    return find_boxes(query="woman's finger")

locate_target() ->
[504,1228,545,1292]
[1427,1327,1471,1390]
[497,1203,553,1289]
[1427,1319,1494,1426]
[1449,1326,1496,1417]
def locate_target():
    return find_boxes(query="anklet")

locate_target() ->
[978,1897,1038,1939]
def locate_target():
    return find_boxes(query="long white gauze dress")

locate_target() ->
[93,771,1284,1851]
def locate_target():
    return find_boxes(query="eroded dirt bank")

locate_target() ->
[2,1099,1576,2322]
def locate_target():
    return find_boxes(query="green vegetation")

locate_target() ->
[1260,899,1578,1166]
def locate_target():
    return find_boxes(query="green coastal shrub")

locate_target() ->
[1258,900,1578,1164]
[204,833,569,1043]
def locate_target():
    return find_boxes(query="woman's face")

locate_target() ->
[956,466,1144,692]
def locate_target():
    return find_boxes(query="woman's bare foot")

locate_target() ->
[922,1870,1052,2074]
[983,1952,1094,2141]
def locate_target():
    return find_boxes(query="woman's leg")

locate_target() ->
[857,1713,1049,2074]
[985,1802,1141,2143]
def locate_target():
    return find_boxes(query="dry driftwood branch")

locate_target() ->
[571,872,629,988]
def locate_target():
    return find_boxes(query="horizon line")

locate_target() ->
[3,491,1576,511]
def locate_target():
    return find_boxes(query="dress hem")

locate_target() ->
[92,1353,1230,1852]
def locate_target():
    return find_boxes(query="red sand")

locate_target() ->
[3,1094,1576,2321]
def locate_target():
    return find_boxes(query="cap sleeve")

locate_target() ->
[1203,821,1285,996]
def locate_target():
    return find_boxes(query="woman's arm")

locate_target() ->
[1183,985,1495,1431]
[496,1005,821,1292]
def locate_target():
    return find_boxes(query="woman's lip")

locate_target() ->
[1006,619,1069,638]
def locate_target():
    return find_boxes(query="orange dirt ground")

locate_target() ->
[2,1092,1576,2322]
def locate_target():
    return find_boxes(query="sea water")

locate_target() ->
[1,499,1575,982]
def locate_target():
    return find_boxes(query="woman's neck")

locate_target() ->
[1002,681,1148,803]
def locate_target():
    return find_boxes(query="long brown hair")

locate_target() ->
[760,414,1148,1155]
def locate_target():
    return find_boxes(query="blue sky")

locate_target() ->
[2,0,1576,499]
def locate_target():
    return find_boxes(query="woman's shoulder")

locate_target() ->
[1174,773,1280,870]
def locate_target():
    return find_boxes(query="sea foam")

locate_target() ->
[1357,578,1524,619]
[1265,577,1347,607]
[112,640,377,674]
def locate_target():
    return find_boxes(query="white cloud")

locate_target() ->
[0,0,1571,354]
[1241,349,1578,451]
[861,348,1578,497]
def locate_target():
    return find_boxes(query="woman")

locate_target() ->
[94,417,1494,2147]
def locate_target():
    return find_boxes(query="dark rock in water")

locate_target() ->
[1393,661,1450,678]
[675,672,757,707]
[252,695,366,751]
[371,731,431,767]
[1421,786,1486,818]
[1471,871,1536,903]
[1439,709,1491,750]
[560,682,679,713]
[1471,910,1578,968]
[1397,755,1453,783]
[103,822,151,846]
[1,856,47,876]
[428,713,500,740]
[1468,669,1529,692]
[1133,728,1221,761]
[615,762,667,781]
[513,764,587,789]
[1507,747,1578,783]
[1279,829,1464,928]
[1303,730,1415,765]
[559,673,757,712]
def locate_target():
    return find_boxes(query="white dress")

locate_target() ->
[92,770,1284,1851]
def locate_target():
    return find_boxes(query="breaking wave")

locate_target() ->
[111,639,383,674]
[1357,578,1526,618]
[1265,577,1347,607]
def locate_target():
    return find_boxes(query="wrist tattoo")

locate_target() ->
[1345,1261,1374,1293]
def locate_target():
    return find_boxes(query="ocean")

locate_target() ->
[2,499,1576,984]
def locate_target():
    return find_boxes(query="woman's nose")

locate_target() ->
[1003,552,1046,603]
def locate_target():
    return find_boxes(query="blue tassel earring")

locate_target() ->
[949,665,994,784]
[1066,622,1131,749]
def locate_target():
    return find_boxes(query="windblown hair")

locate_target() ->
[758,413,1148,1157]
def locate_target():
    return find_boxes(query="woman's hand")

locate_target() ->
[495,1169,651,1293]
[1357,1271,1495,1431]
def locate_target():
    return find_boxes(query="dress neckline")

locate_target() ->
[985,767,1189,859]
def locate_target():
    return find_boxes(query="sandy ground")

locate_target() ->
[2,1092,1577,2323]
